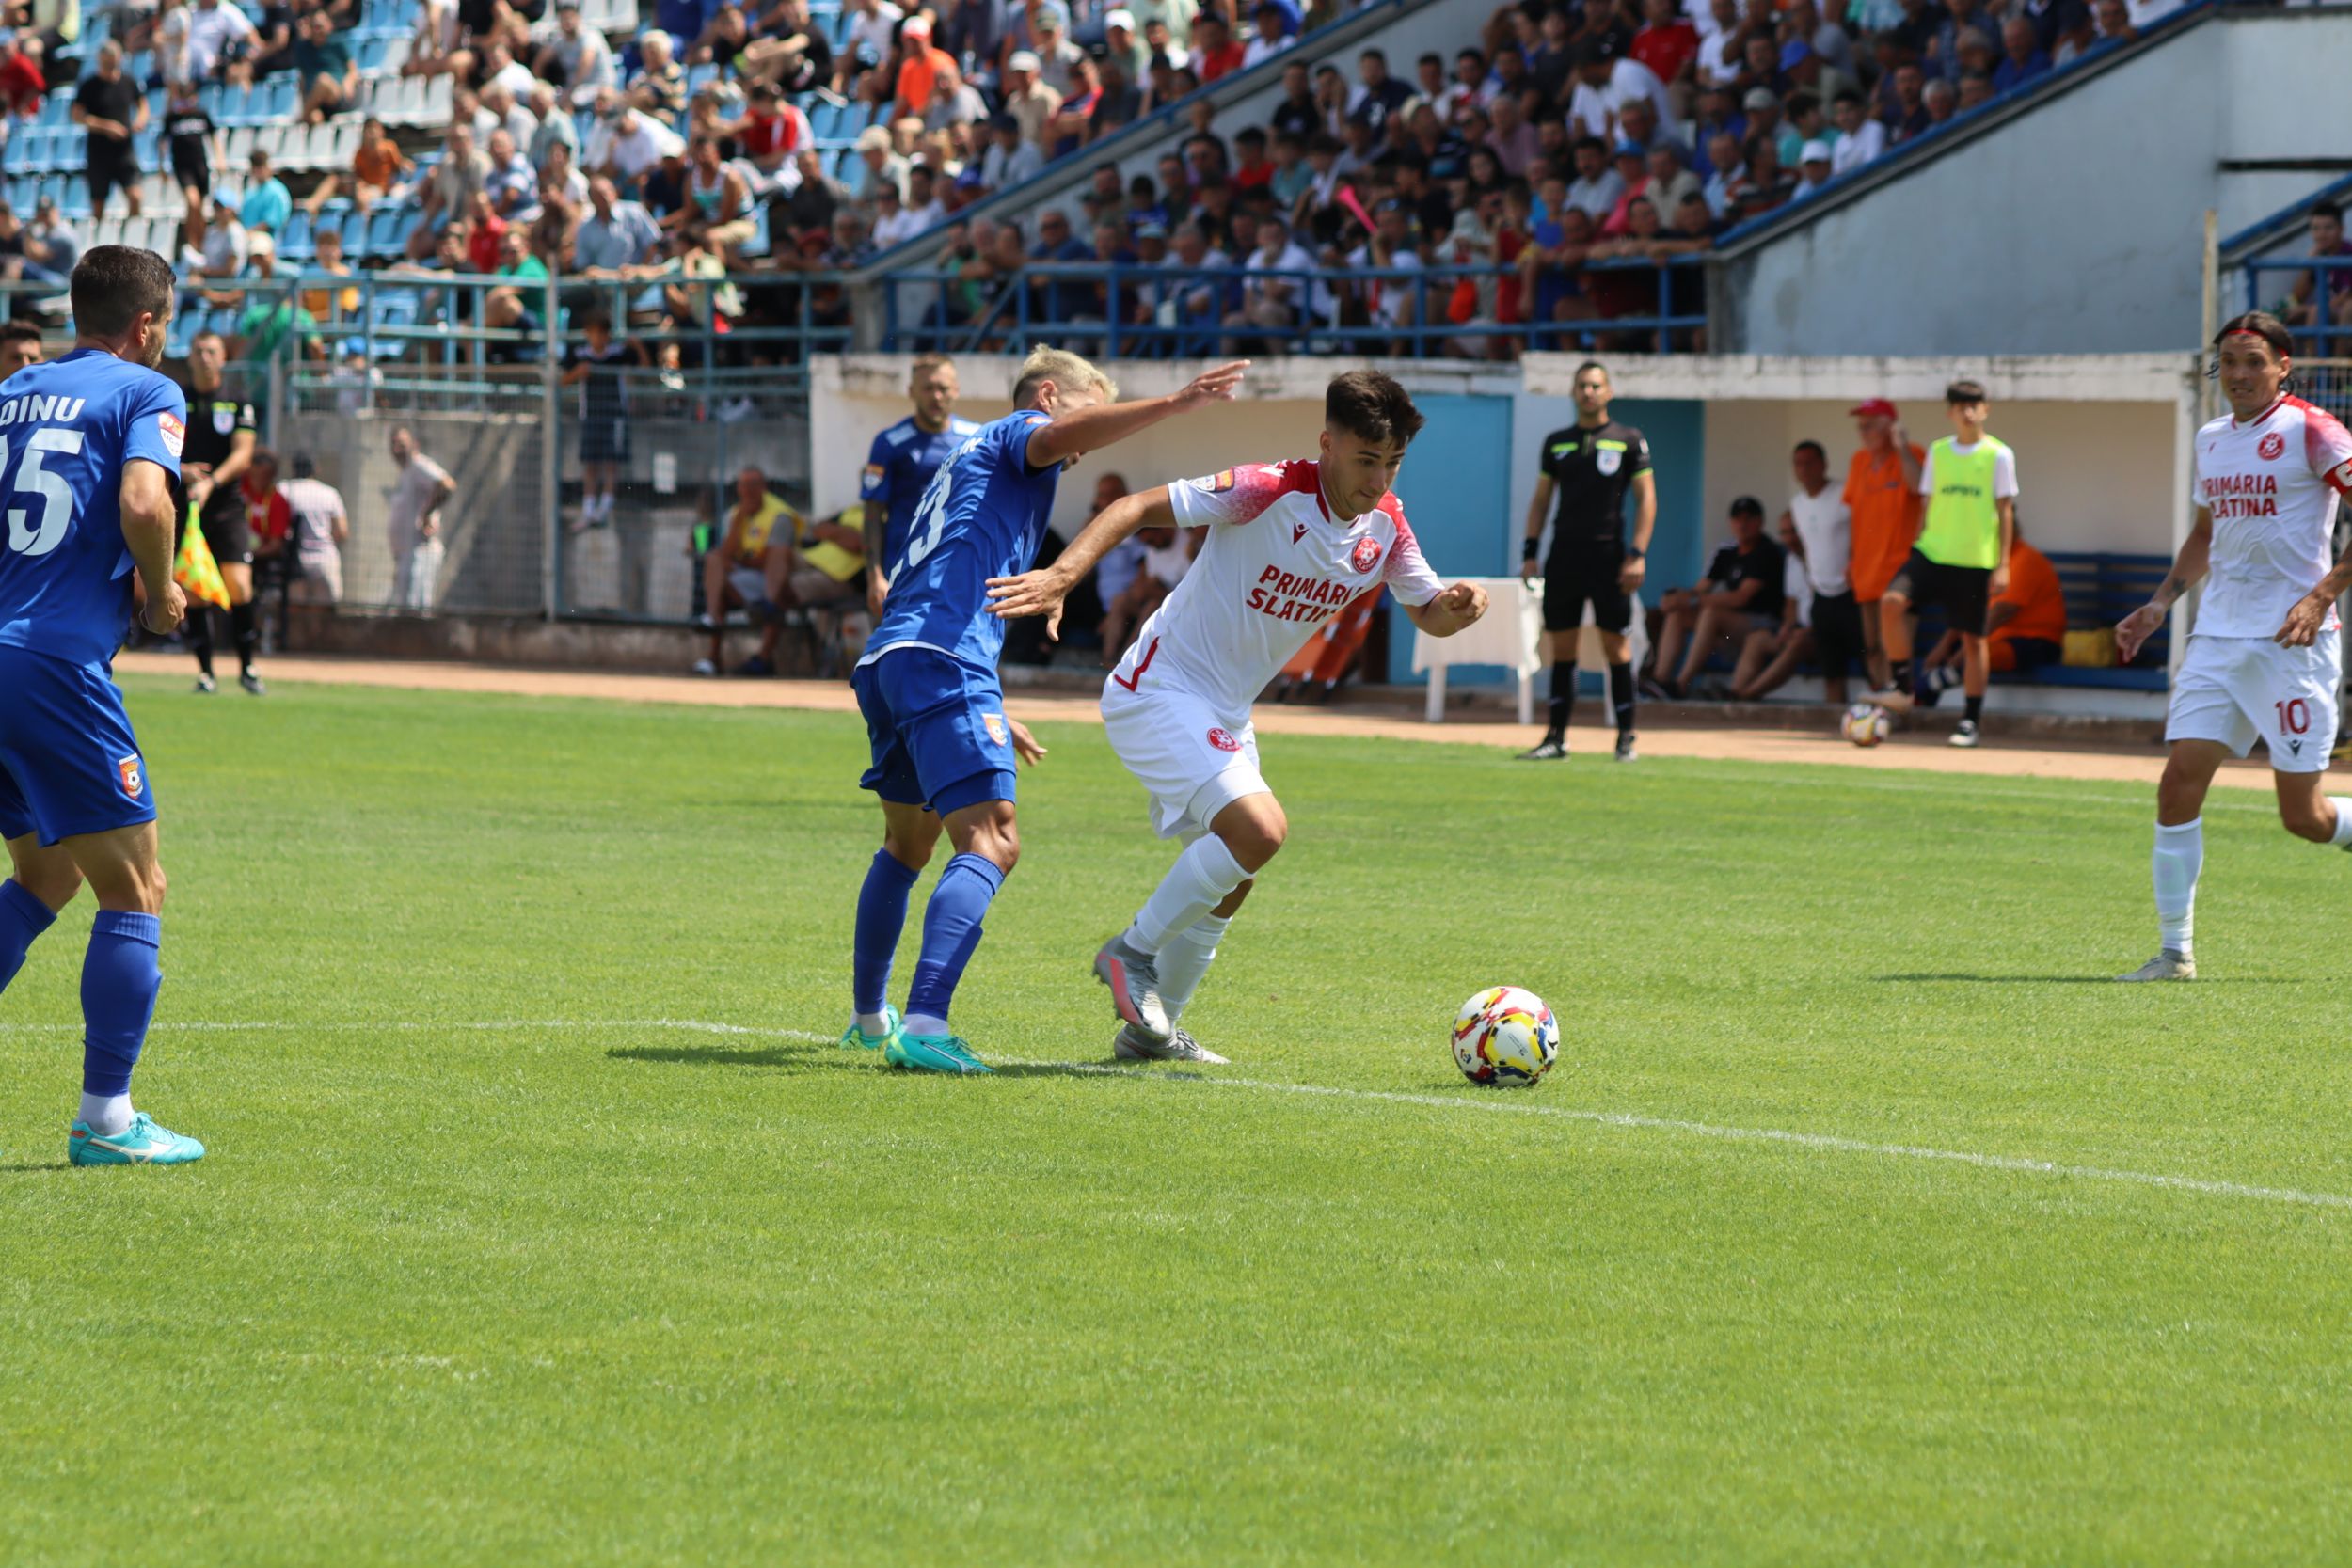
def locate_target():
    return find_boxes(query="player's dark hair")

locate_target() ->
[2312,200,2344,225]
[1945,378,1988,405]
[1326,369,1424,448]
[1729,495,1765,518]
[1574,359,1609,382]
[70,245,175,340]
[2213,310,2292,361]
[250,445,278,472]
[1794,439,1826,462]
[0,319,41,349]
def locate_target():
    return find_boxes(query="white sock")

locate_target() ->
[1156,913,1232,1022]
[78,1092,132,1135]
[1125,836,1248,955]
[902,1012,947,1037]
[2153,817,2202,957]
[856,1010,891,1036]
[2329,798,2352,846]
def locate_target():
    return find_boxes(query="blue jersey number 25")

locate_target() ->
[1,428,87,559]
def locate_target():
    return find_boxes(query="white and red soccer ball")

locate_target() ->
[1452,986,1559,1087]
[1841,703,1893,748]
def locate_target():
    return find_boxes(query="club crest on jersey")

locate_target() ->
[1596,450,1622,476]
[157,412,184,459]
[981,713,1007,746]
[1350,535,1385,574]
[1207,727,1241,753]
[116,755,143,800]
[2259,432,2286,461]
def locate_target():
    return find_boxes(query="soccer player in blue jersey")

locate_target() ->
[0,246,204,1164]
[843,347,1248,1074]
[860,353,982,617]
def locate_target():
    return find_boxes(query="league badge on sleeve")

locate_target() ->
[1210,469,1235,492]
[157,412,184,459]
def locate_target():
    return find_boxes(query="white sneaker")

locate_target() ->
[1114,1023,1229,1064]
[1949,719,1980,748]
[1093,933,1172,1041]
[2117,950,2196,982]
[691,657,719,677]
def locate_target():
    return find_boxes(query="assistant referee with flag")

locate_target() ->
[1519,360,1655,763]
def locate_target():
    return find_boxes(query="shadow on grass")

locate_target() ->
[1878,973,2318,986]
[607,1044,871,1072]
[0,1162,70,1175]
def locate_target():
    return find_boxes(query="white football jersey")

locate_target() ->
[1109,459,1447,719]
[2193,395,2352,639]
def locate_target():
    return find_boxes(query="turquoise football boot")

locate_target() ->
[883,1032,993,1074]
[840,1005,902,1053]
[69,1113,205,1166]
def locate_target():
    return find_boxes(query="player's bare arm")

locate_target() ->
[2277,551,2352,647]
[1894,423,1924,493]
[1520,473,1553,584]
[1988,496,2016,598]
[984,486,1178,635]
[120,458,184,635]
[863,503,888,614]
[1007,719,1047,767]
[1623,469,1656,590]
[1405,581,1490,637]
[1023,360,1248,469]
[2117,505,2212,663]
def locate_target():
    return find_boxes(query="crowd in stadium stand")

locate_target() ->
[0,0,2194,360]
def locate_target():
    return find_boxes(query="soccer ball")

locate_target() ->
[1452,986,1559,1087]
[1841,703,1892,748]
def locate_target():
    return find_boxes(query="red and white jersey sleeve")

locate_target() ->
[1114,459,1438,719]
[2193,396,2350,639]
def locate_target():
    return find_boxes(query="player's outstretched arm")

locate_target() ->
[985,486,1177,638]
[1023,360,1248,470]
[2119,505,2212,662]
[1404,581,1491,637]
[120,459,185,635]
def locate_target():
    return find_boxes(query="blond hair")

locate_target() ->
[1012,345,1117,407]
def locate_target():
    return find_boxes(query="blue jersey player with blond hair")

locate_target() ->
[844,347,1248,1074]
[0,246,204,1164]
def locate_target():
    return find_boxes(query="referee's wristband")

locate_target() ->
[1520,541,1540,560]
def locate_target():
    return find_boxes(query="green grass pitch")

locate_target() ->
[4,674,2351,1566]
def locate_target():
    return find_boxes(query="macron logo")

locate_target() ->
[1291,521,1309,545]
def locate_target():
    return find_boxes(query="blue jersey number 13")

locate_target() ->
[1,427,87,559]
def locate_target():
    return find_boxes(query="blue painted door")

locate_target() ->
[1385,392,1515,684]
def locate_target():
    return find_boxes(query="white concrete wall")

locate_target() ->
[1722,10,2352,356]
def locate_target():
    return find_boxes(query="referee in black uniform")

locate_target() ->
[1519,360,1655,762]
[175,331,261,694]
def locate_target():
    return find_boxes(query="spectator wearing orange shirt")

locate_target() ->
[892,16,953,122]
[1924,520,2065,683]
[1841,396,1925,688]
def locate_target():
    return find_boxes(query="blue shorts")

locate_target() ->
[0,647,157,847]
[850,646,1017,817]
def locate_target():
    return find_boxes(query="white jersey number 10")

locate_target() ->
[1,427,87,559]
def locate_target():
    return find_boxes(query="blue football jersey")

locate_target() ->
[862,410,1059,673]
[0,349,187,668]
[862,413,981,566]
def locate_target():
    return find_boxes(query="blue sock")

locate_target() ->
[853,847,922,1016]
[81,911,162,1098]
[0,879,56,992]
[903,853,1006,1027]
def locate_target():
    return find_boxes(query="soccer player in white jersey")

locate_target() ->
[986,371,1491,1059]
[2115,311,2352,981]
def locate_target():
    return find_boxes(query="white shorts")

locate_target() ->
[727,566,767,603]
[2167,630,2341,772]
[1101,679,1270,840]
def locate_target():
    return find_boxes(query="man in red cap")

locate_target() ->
[1840,397,1924,689]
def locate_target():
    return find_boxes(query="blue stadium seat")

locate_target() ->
[740,202,770,259]
[361,203,405,258]
[264,76,299,119]
[278,207,314,261]
[216,84,255,126]
[685,63,720,97]
[125,50,154,84]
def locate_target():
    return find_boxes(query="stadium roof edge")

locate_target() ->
[1710,0,2225,262]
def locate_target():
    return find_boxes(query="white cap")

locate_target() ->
[1008,48,1041,71]
[1104,7,1135,26]
[1799,138,1832,164]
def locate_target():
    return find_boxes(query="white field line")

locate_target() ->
[1,1017,2343,1212]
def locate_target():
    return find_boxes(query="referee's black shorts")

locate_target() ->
[1543,543,1631,635]
[1807,589,1865,675]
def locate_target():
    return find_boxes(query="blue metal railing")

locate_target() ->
[2239,256,2352,353]
[878,257,1708,357]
